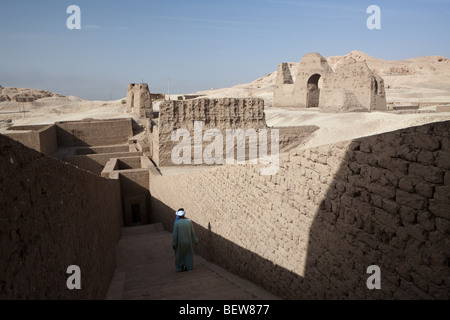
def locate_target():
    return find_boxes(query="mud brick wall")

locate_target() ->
[37,124,58,154]
[65,151,143,176]
[156,98,267,167]
[149,120,450,300]
[3,124,57,155]
[56,119,133,147]
[0,134,123,299]
[154,98,316,167]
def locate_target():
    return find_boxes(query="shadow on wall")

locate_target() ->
[303,123,450,299]
[119,174,151,226]
[150,121,450,300]
[0,134,123,299]
[56,126,94,148]
[151,197,302,299]
[65,154,107,175]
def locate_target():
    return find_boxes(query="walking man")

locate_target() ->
[172,208,198,272]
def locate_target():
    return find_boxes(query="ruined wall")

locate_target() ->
[102,156,153,226]
[156,98,268,167]
[321,59,387,112]
[292,53,333,109]
[56,119,133,147]
[126,83,153,119]
[0,134,123,299]
[273,53,387,111]
[273,63,296,108]
[150,121,450,300]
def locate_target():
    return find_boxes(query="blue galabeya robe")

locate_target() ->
[172,218,198,272]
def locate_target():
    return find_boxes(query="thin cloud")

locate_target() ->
[265,0,363,12]
[157,16,264,26]
[82,25,128,32]
[83,24,102,30]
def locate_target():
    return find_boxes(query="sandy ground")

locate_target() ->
[264,107,450,150]
[1,51,450,151]
[2,94,450,153]
[0,96,131,128]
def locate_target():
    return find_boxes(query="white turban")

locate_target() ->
[176,210,185,217]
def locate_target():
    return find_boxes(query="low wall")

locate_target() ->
[65,151,143,176]
[149,121,450,300]
[0,134,123,299]
[75,145,130,155]
[277,126,319,152]
[56,118,133,147]
[155,98,316,167]
[3,124,57,155]
[157,98,267,167]
[102,157,154,226]
[38,125,57,154]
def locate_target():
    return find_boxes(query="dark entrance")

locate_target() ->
[131,203,141,224]
[306,74,321,108]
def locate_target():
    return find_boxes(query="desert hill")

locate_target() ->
[0,86,65,102]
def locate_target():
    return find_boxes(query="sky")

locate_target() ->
[0,0,449,100]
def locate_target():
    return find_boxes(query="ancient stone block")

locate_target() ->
[374,208,401,228]
[435,151,450,170]
[368,182,396,200]
[409,163,444,184]
[415,181,434,198]
[370,194,383,208]
[396,190,428,211]
[397,145,419,162]
[399,206,417,225]
[377,157,409,175]
[435,218,450,235]
[417,211,435,231]
[406,224,429,242]
[445,172,450,186]
[442,137,450,152]
[417,150,435,166]
[429,200,449,219]
[405,133,440,151]
[398,177,415,193]
[382,198,400,215]
[433,186,450,204]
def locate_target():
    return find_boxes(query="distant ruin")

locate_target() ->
[1,77,449,300]
[151,98,318,167]
[126,83,153,119]
[273,52,387,111]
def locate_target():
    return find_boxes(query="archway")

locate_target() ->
[306,74,322,108]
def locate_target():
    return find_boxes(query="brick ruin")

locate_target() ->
[273,52,387,111]
[150,120,450,299]
[151,98,318,167]
[0,80,449,299]
[126,83,154,119]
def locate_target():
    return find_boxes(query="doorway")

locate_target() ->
[131,203,141,225]
[306,74,322,108]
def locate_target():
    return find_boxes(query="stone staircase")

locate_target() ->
[106,223,279,300]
